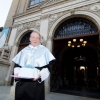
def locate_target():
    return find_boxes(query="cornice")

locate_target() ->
[13,7,41,19]
[40,0,65,8]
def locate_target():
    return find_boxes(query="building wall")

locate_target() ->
[4,0,20,28]
[2,0,100,93]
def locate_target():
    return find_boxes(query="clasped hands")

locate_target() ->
[14,73,41,81]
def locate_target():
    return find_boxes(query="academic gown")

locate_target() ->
[12,44,55,100]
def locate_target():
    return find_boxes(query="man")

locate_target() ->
[12,31,55,100]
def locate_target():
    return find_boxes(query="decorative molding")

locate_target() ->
[40,14,50,19]
[75,3,100,17]
[41,0,65,8]
[14,42,19,47]
[70,8,75,15]
[49,14,58,22]
[47,2,100,38]
[47,36,52,41]
[90,3,100,11]
[12,20,41,35]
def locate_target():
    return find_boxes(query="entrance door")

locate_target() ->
[52,36,99,90]
[51,17,99,95]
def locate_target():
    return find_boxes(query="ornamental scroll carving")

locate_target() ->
[13,20,41,35]
[75,3,100,16]
[48,2,100,34]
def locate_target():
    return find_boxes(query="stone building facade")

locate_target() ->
[1,0,100,95]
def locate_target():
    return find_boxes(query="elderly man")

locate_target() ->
[12,31,55,100]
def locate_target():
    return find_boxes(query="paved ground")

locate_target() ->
[0,86,99,100]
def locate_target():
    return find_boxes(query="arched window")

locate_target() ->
[20,31,32,44]
[54,18,98,38]
[29,0,44,7]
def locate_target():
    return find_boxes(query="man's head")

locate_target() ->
[30,31,41,47]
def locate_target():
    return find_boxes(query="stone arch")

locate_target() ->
[49,11,100,38]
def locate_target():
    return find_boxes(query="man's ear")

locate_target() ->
[29,37,31,42]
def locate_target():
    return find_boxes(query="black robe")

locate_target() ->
[15,80,44,100]
[14,60,55,100]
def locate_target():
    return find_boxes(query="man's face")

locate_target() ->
[30,32,40,47]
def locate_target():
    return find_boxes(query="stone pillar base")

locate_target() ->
[10,84,16,96]
[45,86,50,93]
[0,80,5,85]
[5,81,11,86]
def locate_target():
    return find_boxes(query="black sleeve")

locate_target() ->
[14,64,21,68]
[48,59,56,73]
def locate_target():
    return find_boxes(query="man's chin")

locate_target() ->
[31,43,38,47]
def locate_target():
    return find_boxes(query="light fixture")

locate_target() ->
[83,41,87,44]
[80,39,83,42]
[68,41,71,44]
[73,39,76,42]
[82,44,85,46]
[80,66,85,70]
[68,44,71,46]
[68,39,87,47]
[77,45,80,47]
[72,45,74,48]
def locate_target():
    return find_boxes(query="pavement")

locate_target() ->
[0,86,99,100]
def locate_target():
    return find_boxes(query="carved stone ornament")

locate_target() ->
[47,2,100,36]
[14,42,19,47]
[75,3,100,17]
[49,14,58,22]
[13,20,41,35]
[40,14,50,19]
[47,36,53,41]
[41,0,65,8]
[90,4,100,11]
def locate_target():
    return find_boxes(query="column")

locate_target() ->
[40,17,50,93]
[9,44,19,96]
[5,26,18,85]
[45,38,52,93]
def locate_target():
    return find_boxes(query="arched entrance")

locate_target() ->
[51,17,100,97]
[18,30,32,51]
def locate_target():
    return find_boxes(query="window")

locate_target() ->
[29,0,44,7]
[54,18,98,38]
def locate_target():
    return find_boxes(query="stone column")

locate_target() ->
[45,37,52,93]
[9,44,19,96]
[40,17,51,93]
[0,61,10,85]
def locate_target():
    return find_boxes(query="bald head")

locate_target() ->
[30,31,41,47]
[30,31,41,40]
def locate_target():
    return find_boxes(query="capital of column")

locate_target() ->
[14,42,19,47]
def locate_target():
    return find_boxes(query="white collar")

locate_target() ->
[29,44,39,49]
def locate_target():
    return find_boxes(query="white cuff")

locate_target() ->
[39,68,50,82]
[14,67,20,75]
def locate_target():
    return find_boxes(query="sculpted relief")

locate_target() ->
[48,2,100,32]
[13,20,41,35]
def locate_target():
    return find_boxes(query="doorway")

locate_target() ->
[51,17,100,98]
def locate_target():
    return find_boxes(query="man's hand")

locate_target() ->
[33,74,41,81]
[14,73,19,80]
